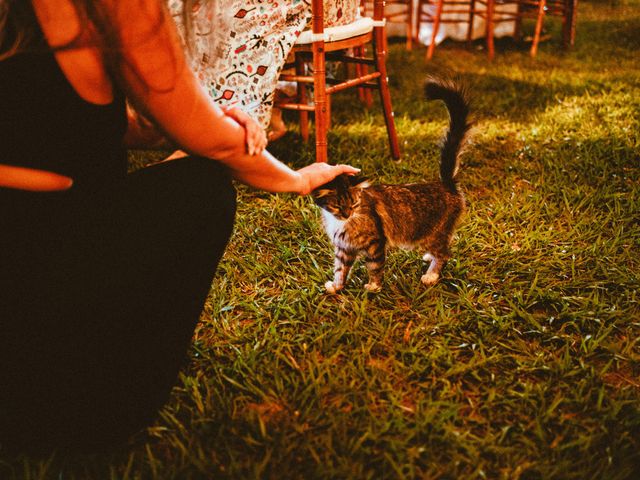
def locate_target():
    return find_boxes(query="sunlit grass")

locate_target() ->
[2,1,639,479]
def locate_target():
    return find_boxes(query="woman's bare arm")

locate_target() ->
[109,0,356,193]
[31,0,357,193]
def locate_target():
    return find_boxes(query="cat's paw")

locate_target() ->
[325,281,342,294]
[421,272,439,286]
[364,282,382,293]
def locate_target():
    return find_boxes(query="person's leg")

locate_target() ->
[77,157,238,449]
[0,157,236,453]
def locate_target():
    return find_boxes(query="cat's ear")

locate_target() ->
[313,188,333,199]
[348,175,370,189]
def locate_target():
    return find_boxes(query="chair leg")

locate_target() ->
[486,0,495,60]
[530,0,546,57]
[467,0,477,46]
[414,0,421,49]
[562,0,577,48]
[312,41,328,163]
[374,27,401,160]
[295,55,309,142]
[513,1,523,41]
[355,46,374,108]
[427,0,444,60]
[350,48,362,101]
[406,0,413,50]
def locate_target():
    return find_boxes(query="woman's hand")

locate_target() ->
[294,163,361,195]
[221,106,268,156]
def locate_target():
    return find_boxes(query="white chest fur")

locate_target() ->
[321,210,347,247]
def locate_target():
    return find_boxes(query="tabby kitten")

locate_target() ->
[312,78,473,293]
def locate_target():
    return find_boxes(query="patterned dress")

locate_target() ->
[168,0,359,129]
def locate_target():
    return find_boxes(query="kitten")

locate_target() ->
[312,78,473,293]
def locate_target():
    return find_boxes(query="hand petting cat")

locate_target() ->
[218,106,360,195]
[296,163,361,195]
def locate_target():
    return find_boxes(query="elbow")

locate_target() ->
[207,139,245,163]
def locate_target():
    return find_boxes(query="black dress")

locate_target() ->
[0,24,236,453]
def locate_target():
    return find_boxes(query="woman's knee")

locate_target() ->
[150,157,236,218]
[188,158,236,226]
[124,156,237,246]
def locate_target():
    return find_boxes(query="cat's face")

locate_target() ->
[312,174,369,220]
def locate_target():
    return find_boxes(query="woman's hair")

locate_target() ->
[0,0,199,63]
[1,0,204,138]
[0,1,38,60]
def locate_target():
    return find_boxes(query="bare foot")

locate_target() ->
[268,107,287,142]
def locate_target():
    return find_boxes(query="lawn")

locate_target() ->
[2,1,639,478]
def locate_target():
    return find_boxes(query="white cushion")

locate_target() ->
[296,17,375,45]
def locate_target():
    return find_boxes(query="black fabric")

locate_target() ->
[0,45,128,190]
[0,158,236,453]
[0,18,236,452]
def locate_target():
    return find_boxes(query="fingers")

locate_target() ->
[221,106,267,156]
[335,164,361,176]
[234,110,266,155]
[246,124,268,156]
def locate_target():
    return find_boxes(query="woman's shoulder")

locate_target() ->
[32,0,116,105]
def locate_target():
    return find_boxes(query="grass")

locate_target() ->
[2,1,639,478]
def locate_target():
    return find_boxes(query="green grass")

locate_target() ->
[3,1,639,478]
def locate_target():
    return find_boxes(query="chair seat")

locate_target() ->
[296,17,375,44]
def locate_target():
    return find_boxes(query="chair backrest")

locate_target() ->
[311,0,385,35]
[323,0,361,27]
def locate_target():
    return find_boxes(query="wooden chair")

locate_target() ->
[275,0,401,163]
[472,0,577,59]
[416,0,477,59]
[471,0,544,59]
[528,0,578,49]
[415,0,576,60]
[362,0,414,50]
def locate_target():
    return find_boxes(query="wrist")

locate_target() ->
[294,171,309,195]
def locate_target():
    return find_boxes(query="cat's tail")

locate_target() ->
[425,78,473,192]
